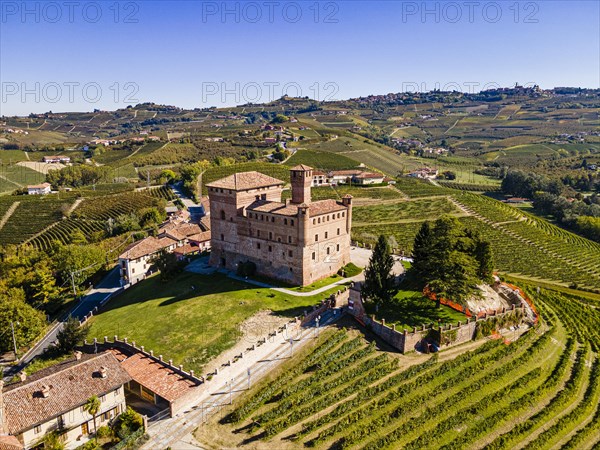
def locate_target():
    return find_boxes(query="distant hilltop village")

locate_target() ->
[207,165,352,286]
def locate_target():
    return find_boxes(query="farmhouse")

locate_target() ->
[26,183,52,195]
[352,172,385,185]
[42,156,70,164]
[207,165,352,286]
[118,221,210,284]
[0,352,130,450]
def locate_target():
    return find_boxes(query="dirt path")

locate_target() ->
[0,201,20,231]
[0,174,23,188]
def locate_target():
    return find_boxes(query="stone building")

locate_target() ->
[207,165,352,285]
[0,352,130,449]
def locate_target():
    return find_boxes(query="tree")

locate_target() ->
[29,261,61,310]
[84,395,101,435]
[151,250,181,281]
[410,216,493,306]
[0,287,46,353]
[362,235,396,305]
[39,430,65,450]
[56,316,89,354]
[475,239,494,283]
[411,222,434,277]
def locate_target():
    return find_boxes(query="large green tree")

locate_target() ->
[0,287,46,353]
[56,316,90,354]
[362,235,396,305]
[411,216,494,306]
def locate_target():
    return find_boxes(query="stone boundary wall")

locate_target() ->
[301,286,350,326]
[352,301,525,353]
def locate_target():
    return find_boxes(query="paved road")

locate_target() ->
[142,309,341,450]
[3,267,122,379]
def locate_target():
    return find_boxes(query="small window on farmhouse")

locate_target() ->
[318,218,321,224]
[313,219,316,225]
[342,212,345,217]
[34,425,41,434]
[100,395,106,402]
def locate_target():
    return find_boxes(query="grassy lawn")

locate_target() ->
[365,274,466,331]
[88,272,339,373]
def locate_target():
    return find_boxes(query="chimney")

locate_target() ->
[99,366,108,378]
[19,372,27,382]
[40,385,50,398]
[74,351,82,361]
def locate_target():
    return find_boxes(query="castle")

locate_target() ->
[207,165,352,286]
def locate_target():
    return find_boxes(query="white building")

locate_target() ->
[1,352,131,450]
[118,236,178,285]
[27,183,52,195]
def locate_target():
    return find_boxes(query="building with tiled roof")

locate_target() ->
[118,236,178,285]
[208,166,352,285]
[1,352,131,449]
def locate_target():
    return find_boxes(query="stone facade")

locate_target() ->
[207,166,352,285]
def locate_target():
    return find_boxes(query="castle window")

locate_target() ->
[315,234,318,242]
[269,232,273,240]
[268,245,272,252]
[257,230,261,237]
[313,219,316,225]
[337,228,340,235]
[262,194,267,200]
[288,250,293,257]
[289,267,293,272]
[312,252,316,260]
[325,231,328,239]
[318,218,321,224]
[327,247,330,255]
[261,215,264,220]
[220,234,224,241]
[278,237,281,243]
[284,218,288,225]
[342,212,345,217]
[337,244,340,251]
[257,243,261,249]
[220,210,226,220]
[271,217,275,222]
[288,236,292,243]
[291,220,294,226]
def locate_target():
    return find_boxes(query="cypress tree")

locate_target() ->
[362,235,396,305]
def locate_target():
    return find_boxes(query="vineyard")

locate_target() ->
[73,191,165,221]
[200,286,600,450]
[0,196,75,245]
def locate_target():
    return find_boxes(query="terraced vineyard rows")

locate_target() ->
[205,287,599,450]
[452,192,600,290]
[26,219,105,250]
[73,191,164,221]
[0,196,75,245]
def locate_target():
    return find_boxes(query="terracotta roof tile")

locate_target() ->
[118,236,177,260]
[115,352,198,402]
[247,199,347,217]
[206,171,284,191]
[3,353,131,435]
[290,164,313,171]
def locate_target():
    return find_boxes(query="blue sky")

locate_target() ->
[1,0,599,115]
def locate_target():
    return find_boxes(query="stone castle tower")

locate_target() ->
[290,164,312,204]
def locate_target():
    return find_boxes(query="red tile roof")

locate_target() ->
[112,351,198,402]
[3,353,131,435]
[206,171,284,191]
[118,236,177,260]
[290,164,313,171]
[247,199,347,217]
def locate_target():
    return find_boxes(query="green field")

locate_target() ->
[353,197,461,226]
[198,285,599,450]
[285,149,360,170]
[88,272,341,372]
